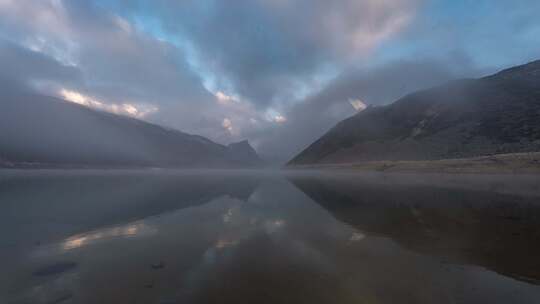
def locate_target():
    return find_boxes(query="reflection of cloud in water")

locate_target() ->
[62,222,155,251]
[33,222,157,257]
[222,207,235,223]
[349,231,366,242]
[264,219,286,234]
[215,238,239,249]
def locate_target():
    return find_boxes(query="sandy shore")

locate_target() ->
[288,152,540,174]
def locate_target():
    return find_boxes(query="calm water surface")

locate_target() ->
[1,169,540,304]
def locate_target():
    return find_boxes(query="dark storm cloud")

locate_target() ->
[0,40,81,87]
[51,1,214,110]
[113,0,422,106]
[0,0,424,148]
[304,54,485,107]
[0,0,232,140]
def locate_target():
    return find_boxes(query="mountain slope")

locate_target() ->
[289,60,540,165]
[0,87,262,168]
[227,140,265,166]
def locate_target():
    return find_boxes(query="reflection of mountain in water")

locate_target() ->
[290,174,540,284]
[4,173,540,304]
[0,170,260,246]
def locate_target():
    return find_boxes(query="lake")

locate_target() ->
[1,169,540,304]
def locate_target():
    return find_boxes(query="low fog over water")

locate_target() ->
[1,169,540,304]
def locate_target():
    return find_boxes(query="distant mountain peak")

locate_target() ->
[227,140,264,167]
[228,139,252,148]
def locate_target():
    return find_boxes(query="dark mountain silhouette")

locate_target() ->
[0,86,262,168]
[289,60,540,165]
[227,140,265,166]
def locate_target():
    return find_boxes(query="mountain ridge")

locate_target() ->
[288,60,540,165]
[0,87,263,168]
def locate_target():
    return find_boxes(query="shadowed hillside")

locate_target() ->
[289,60,540,165]
[0,86,263,168]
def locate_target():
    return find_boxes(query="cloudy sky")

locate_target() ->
[1,0,540,162]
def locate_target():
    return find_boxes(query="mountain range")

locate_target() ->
[289,60,540,165]
[3,60,540,169]
[0,85,263,168]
